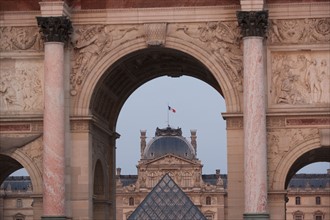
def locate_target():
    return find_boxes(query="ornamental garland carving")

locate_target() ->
[70,25,138,95]
[0,60,43,113]
[0,27,43,51]
[175,21,243,91]
[270,51,329,105]
[269,18,330,45]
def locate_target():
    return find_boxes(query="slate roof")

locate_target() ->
[128,174,207,220]
[287,173,330,189]
[1,176,32,191]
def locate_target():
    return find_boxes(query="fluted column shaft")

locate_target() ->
[37,16,72,220]
[237,10,270,220]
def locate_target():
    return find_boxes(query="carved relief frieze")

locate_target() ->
[70,120,91,132]
[270,51,329,106]
[0,26,43,51]
[266,117,286,129]
[173,21,243,91]
[0,59,43,113]
[70,25,139,95]
[269,18,330,45]
[226,117,243,130]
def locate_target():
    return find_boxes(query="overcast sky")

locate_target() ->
[116,76,329,175]
[11,76,329,176]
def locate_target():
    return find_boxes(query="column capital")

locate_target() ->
[36,16,72,43]
[236,10,268,38]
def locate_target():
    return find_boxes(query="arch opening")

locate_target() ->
[90,47,223,129]
[285,147,330,189]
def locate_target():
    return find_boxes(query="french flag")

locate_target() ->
[168,106,176,113]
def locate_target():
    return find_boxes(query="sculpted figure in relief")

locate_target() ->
[71,25,138,95]
[177,22,243,91]
[0,65,43,112]
[271,53,329,105]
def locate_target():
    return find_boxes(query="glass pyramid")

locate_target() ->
[128,174,207,220]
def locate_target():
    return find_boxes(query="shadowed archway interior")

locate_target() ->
[0,154,23,184]
[90,47,223,128]
[285,146,330,188]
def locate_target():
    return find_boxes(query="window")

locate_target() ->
[314,211,324,220]
[129,197,134,206]
[295,196,301,205]
[293,211,304,220]
[205,214,213,220]
[315,216,323,220]
[316,196,321,205]
[206,196,211,205]
[182,172,191,187]
[16,199,22,208]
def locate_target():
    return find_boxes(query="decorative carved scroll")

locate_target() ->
[144,23,167,46]
[70,25,138,95]
[0,27,43,51]
[270,51,329,105]
[269,18,330,45]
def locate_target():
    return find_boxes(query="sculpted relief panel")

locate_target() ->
[270,51,330,106]
[173,21,243,91]
[0,59,43,113]
[70,25,139,95]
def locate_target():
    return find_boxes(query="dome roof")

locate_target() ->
[142,127,196,160]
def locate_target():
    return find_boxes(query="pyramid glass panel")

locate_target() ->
[128,174,207,220]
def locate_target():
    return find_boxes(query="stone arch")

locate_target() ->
[0,150,42,194]
[72,36,241,120]
[272,137,330,190]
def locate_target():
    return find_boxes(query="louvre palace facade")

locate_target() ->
[0,0,329,219]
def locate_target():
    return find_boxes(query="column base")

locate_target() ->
[41,216,69,220]
[243,213,270,220]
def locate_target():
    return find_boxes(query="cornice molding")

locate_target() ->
[0,3,329,26]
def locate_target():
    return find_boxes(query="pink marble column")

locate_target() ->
[237,11,269,220]
[37,16,72,220]
[243,36,268,213]
[43,42,66,216]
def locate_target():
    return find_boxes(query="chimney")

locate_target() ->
[190,129,197,154]
[140,130,147,157]
[116,167,121,176]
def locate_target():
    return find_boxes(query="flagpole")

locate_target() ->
[167,103,170,127]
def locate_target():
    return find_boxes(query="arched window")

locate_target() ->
[129,197,134,206]
[314,210,324,220]
[293,210,304,220]
[295,196,301,205]
[206,196,211,205]
[315,196,321,205]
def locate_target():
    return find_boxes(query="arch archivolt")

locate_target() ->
[70,20,243,117]
[1,137,43,194]
[268,127,321,190]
